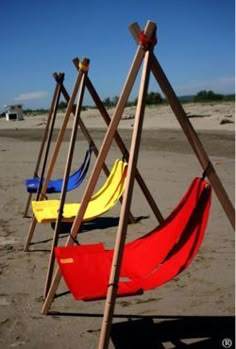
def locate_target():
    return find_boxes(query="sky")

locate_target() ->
[0,0,235,111]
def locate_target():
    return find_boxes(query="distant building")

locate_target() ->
[5,104,24,121]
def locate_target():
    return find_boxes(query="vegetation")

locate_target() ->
[103,92,163,108]
[134,92,163,106]
[219,94,235,102]
[57,101,87,112]
[23,101,87,116]
[4,90,232,117]
[103,96,119,108]
[58,101,67,110]
[193,90,223,102]
[102,90,234,108]
[24,108,48,116]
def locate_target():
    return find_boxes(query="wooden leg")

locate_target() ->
[150,55,235,230]
[24,217,37,252]
[23,75,64,217]
[44,72,87,299]
[41,267,62,314]
[24,66,85,250]
[98,48,152,349]
[23,192,33,218]
[129,22,235,230]
[73,60,137,224]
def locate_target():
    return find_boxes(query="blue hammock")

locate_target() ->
[25,145,92,194]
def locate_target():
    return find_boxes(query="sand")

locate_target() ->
[0,102,235,348]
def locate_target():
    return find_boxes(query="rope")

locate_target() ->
[107,283,118,289]
[202,162,212,179]
[139,29,157,50]
[69,233,80,245]
[79,61,89,72]
[122,151,129,162]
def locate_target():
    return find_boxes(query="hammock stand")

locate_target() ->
[31,159,128,224]
[55,176,212,301]
[23,73,64,217]
[30,21,233,349]
[25,144,92,194]
[24,55,169,252]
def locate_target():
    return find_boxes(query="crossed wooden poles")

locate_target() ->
[24,55,165,298]
[23,72,65,218]
[23,20,234,349]
[32,20,235,349]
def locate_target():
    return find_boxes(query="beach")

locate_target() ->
[0,102,235,348]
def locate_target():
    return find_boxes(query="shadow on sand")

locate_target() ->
[28,215,149,251]
[50,215,149,234]
[110,315,235,349]
[48,310,234,349]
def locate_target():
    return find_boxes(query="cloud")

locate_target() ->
[14,91,48,102]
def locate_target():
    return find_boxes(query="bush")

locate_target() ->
[134,91,163,106]
[194,90,223,102]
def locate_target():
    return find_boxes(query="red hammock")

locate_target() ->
[55,177,212,301]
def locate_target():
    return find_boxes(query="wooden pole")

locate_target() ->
[59,84,111,178]
[98,47,152,349]
[23,73,64,217]
[24,59,87,251]
[35,73,65,202]
[73,58,136,224]
[44,70,88,298]
[129,22,235,230]
[58,76,135,225]
[41,20,157,315]
[73,58,163,224]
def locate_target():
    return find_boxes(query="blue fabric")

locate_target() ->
[25,146,92,194]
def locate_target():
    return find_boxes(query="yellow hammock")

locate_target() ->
[32,159,127,223]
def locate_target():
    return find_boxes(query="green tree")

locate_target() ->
[103,97,112,108]
[111,96,119,106]
[194,90,223,102]
[58,101,67,110]
[134,91,163,105]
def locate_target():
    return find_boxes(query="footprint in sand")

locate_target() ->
[0,294,11,306]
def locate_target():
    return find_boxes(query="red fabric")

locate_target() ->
[139,30,157,50]
[55,177,212,301]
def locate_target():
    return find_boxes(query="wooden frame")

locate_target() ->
[43,70,88,298]
[24,59,137,253]
[99,21,235,349]
[24,60,88,251]
[30,19,234,349]
[129,22,234,229]
[23,73,64,217]
[73,58,164,224]
[25,50,167,298]
[41,19,157,315]
[99,47,153,349]
[43,51,167,297]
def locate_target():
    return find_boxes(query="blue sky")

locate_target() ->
[0,0,235,111]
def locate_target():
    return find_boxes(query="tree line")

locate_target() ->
[102,90,234,108]
[3,90,232,117]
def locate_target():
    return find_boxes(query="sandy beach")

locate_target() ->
[0,102,235,348]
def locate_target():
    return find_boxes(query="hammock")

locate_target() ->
[54,177,212,301]
[32,159,127,223]
[25,146,92,194]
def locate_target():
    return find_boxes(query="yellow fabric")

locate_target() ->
[32,159,127,223]
[78,61,89,72]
